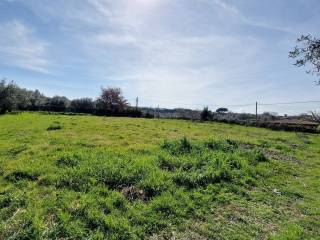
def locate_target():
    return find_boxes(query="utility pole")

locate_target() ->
[135,97,138,109]
[255,101,258,124]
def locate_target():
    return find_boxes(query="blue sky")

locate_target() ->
[0,0,319,114]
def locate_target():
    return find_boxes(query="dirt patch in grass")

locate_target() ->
[238,142,300,164]
[263,150,300,164]
[121,186,149,201]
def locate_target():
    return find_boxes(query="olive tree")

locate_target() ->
[0,80,17,114]
[289,35,320,84]
[47,96,70,112]
[70,98,95,113]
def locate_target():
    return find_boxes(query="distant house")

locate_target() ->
[269,118,319,132]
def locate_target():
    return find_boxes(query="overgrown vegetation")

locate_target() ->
[0,113,319,239]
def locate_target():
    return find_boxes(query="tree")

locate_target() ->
[96,87,128,115]
[0,80,18,114]
[47,96,70,112]
[15,87,32,110]
[200,106,212,121]
[29,90,46,111]
[289,35,320,84]
[70,98,95,114]
[216,107,228,113]
[311,111,320,123]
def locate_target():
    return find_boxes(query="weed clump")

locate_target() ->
[56,152,84,167]
[0,189,27,210]
[161,138,266,189]
[8,145,28,156]
[161,137,192,155]
[204,139,237,152]
[156,154,180,171]
[5,170,39,182]
[253,149,268,163]
[47,122,63,131]
[138,170,173,198]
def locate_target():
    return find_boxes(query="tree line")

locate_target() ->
[1,35,319,118]
[0,79,143,117]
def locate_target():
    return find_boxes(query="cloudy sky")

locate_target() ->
[0,0,319,114]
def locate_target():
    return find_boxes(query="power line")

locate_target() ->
[224,103,256,107]
[134,96,258,108]
[259,100,320,106]
[135,97,212,107]
[134,96,320,108]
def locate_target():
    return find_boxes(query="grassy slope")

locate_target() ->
[0,112,319,239]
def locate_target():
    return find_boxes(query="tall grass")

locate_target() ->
[0,113,319,239]
[0,137,270,239]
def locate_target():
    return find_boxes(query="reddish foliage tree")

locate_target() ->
[96,87,129,114]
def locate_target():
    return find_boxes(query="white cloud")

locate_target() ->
[9,0,318,113]
[86,31,263,108]
[0,20,50,73]
[93,33,138,46]
[201,0,294,34]
[16,1,270,107]
[87,0,167,30]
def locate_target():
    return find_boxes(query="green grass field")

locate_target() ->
[0,112,319,239]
